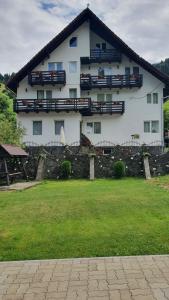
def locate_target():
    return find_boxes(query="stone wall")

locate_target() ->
[24,145,169,179]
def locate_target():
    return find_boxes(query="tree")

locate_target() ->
[0,83,25,145]
[164,100,169,130]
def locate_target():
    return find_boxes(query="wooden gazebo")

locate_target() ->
[0,144,28,185]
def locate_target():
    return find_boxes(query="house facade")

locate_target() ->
[8,8,169,147]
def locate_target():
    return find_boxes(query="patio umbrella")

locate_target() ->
[60,126,66,145]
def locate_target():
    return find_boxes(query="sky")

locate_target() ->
[1,0,169,74]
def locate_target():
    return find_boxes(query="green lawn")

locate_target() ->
[0,177,169,261]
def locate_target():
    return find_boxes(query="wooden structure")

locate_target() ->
[0,144,28,186]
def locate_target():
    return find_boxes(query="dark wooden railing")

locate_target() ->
[14,99,125,115]
[81,49,122,64]
[91,101,124,114]
[28,70,66,85]
[14,98,91,114]
[80,74,143,89]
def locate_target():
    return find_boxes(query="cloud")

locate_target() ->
[0,0,169,74]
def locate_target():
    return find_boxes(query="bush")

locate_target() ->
[60,160,71,179]
[113,161,125,179]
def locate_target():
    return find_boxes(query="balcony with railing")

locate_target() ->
[28,70,66,86]
[81,49,122,64]
[80,74,143,90]
[14,98,91,115]
[14,98,125,115]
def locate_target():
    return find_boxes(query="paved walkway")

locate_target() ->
[1,255,169,299]
[0,181,40,191]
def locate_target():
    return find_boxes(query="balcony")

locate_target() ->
[81,49,122,64]
[91,101,124,114]
[28,70,66,86]
[14,98,91,115]
[80,74,143,90]
[14,99,125,115]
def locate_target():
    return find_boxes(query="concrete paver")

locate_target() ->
[1,256,169,299]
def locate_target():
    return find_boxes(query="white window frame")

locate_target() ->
[147,94,151,104]
[86,122,101,134]
[69,61,77,73]
[69,88,77,98]
[33,121,42,136]
[144,120,159,133]
[48,62,63,71]
[55,120,64,135]
[153,93,158,104]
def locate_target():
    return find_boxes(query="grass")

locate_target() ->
[0,177,169,261]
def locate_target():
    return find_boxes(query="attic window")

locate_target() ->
[69,37,77,47]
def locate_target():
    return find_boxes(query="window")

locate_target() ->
[46,90,52,99]
[69,88,77,98]
[55,120,64,135]
[94,122,101,134]
[86,122,93,134]
[151,121,159,133]
[125,67,130,75]
[96,43,101,49]
[103,148,112,155]
[153,93,158,104]
[144,120,159,133]
[133,66,139,74]
[86,122,101,134]
[37,90,44,99]
[102,43,106,50]
[144,121,150,133]
[106,94,112,102]
[69,61,77,73]
[98,67,104,77]
[97,94,104,102]
[104,67,112,76]
[33,121,42,135]
[147,94,151,104]
[48,62,63,71]
[69,37,77,47]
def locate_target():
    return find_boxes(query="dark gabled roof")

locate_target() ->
[0,144,28,157]
[7,8,169,92]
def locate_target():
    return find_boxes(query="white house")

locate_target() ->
[7,8,169,147]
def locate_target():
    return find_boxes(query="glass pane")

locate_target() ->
[97,94,104,102]
[153,93,158,104]
[125,67,130,75]
[69,62,77,73]
[56,62,63,71]
[37,90,44,99]
[69,37,77,47]
[55,120,64,135]
[86,122,93,134]
[33,121,42,135]
[144,121,150,133]
[104,67,112,76]
[106,94,112,102]
[98,67,104,77]
[69,89,77,98]
[46,90,52,99]
[102,43,106,50]
[151,121,159,133]
[147,94,151,104]
[48,63,56,71]
[94,122,101,134]
[133,67,139,74]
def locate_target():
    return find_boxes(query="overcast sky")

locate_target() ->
[1,0,169,74]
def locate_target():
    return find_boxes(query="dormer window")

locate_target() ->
[69,37,77,47]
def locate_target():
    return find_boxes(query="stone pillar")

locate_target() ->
[143,155,151,180]
[89,155,95,180]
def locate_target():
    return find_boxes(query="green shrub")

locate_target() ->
[60,160,71,179]
[113,161,125,179]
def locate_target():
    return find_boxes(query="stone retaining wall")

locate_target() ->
[24,146,169,179]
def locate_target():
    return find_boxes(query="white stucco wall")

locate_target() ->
[18,112,82,145]
[16,24,164,146]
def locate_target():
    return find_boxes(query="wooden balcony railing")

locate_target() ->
[91,101,124,114]
[14,98,91,114]
[81,49,122,64]
[14,99,125,115]
[80,74,143,89]
[28,70,66,86]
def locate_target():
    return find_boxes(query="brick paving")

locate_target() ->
[1,256,169,299]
